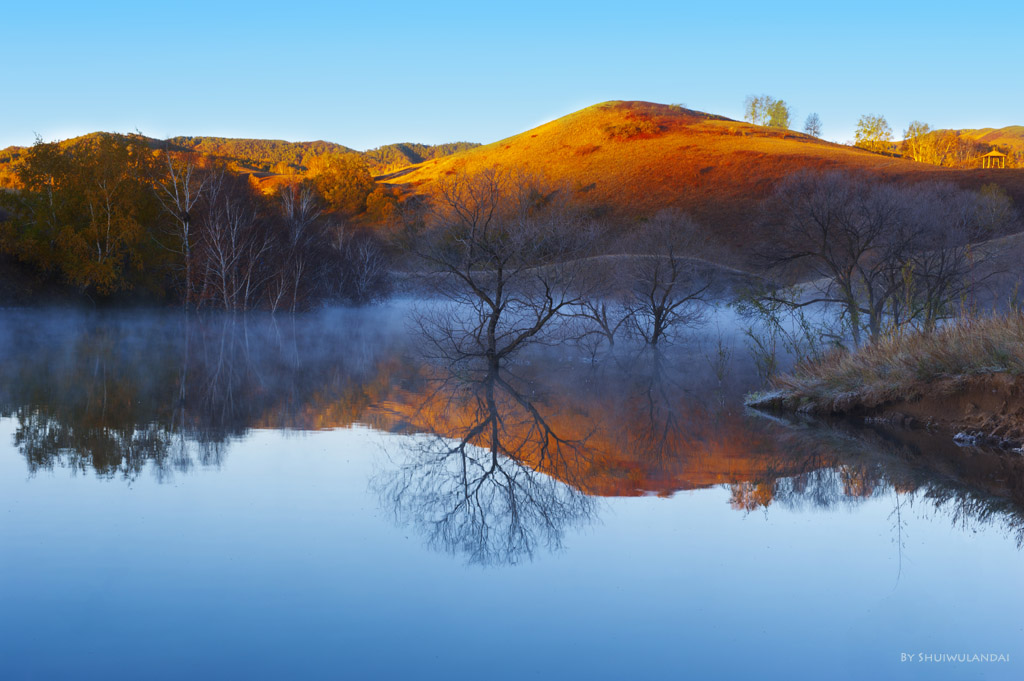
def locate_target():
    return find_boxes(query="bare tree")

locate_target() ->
[757,171,1007,345]
[155,150,208,306]
[621,211,714,346]
[563,255,631,354]
[411,167,598,368]
[196,171,273,311]
[760,171,912,345]
[268,183,323,313]
[895,183,1006,330]
[803,113,822,138]
[570,293,632,354]
[338,228,391,304]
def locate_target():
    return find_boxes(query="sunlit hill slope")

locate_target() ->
[381,101,1024,253]
[948,125,1024,152]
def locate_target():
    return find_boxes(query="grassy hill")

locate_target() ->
[3,104,1023,256]
[949,126,1024,152]
[381,101,1024,253]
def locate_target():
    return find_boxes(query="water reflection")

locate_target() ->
[372,367,597,565]
[0,309,1022,560]
[0,310,404,479]
[754,412,1024,547]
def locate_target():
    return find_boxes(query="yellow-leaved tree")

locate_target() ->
[854,114,893,154]
[0,133,163,296]
[308,152,375,216]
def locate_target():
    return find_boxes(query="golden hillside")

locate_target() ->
[951,125,1024,152]
[381,101,1024,251]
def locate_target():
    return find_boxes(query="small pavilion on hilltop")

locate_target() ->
[980,150,1008,169]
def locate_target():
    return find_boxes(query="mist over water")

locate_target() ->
[0,303,1021,680]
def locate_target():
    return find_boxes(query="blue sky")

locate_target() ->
[2,0,1022,150]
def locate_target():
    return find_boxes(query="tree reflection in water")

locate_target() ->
[373,367,597,565]
[0,309,404,480]
[741,411,1024,547]
[0,309,1021,557]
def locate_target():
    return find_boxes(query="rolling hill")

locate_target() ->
[362,141,481,174]
[166,137,481,174]
[167,136,353,172]
[380,101,1024,254]
[2,102,1022,258]
[0,135,478,184]
[949,125,1024,153]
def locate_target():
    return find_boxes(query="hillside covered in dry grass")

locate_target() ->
[381,101,1024,253]
[946,125,1024,153]
[5,101,1023,260]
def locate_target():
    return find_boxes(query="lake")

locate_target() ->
[0,304,1021,680]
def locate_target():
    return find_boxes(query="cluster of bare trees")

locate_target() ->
[399,164,1018,369]
[407,168,600,368]
[157,153,390,311]
[752,170,1019,347]
[569,210,717,352]
[406,169,720,366]
[407,165,1019,367]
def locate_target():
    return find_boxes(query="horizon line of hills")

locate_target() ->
[0,100,1022,313]
[2,100,1023,179]
[3,100,1023,258]
[0,135,483,177]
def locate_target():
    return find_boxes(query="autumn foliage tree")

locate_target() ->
[901,122,1000,168]
[0,134,163,296]
[0,134,392,308]
[743,95,792,129]
[854,114,893,154]
[308,152,375,216]
[901,120,934,163]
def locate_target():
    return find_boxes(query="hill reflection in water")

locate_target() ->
[0,306,1021,563]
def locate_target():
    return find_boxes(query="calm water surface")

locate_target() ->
[0,306,1021,680]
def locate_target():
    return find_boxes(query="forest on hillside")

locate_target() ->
[0,134,392,309]
[0,135,480,186]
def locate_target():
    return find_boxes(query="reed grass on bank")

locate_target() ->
[762,314,1024,410]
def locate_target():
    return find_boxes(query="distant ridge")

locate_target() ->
[0,134,479,178]
[167,136,353,172]
[940,126,1024,152]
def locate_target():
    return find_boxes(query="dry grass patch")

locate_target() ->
[756,314,1024,414]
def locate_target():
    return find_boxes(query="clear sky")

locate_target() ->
[2,0,1022,150]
